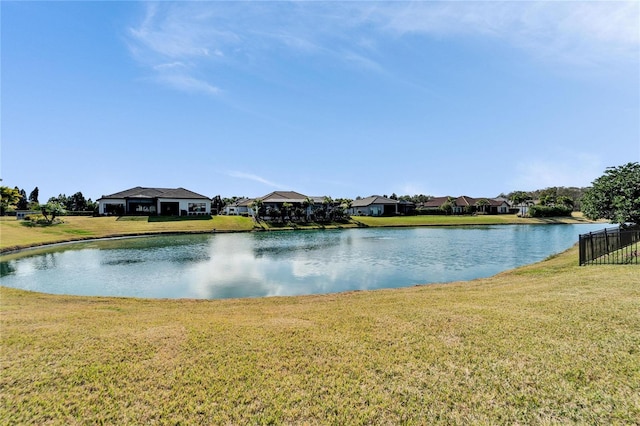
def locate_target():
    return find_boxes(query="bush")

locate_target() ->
[529,205,573,218]
[23,214,64,226]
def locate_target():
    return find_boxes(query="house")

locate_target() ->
[398,200,416,215]
[15,210,39,220]
[349,196,399,216]
[419,196,511,214]
[251,191,327,218]
[223,198,253,216]
[97,187,211,216]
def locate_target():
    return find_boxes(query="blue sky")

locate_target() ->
[2,1,639,203]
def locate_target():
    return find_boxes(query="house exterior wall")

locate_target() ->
[349,204,391,216]
[98,197,210,215]
[224,205,250,215]
[98,198,126,215]
[157,198,211,216]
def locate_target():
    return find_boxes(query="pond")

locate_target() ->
[1,224,605,299]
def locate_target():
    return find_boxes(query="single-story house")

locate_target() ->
[15,210,39,220]
[250,191,328,218]
[97,187,211,216]
[223,198,253,216]
[398,200,416,215]
[349,196,399,216]
[419,196,510,214]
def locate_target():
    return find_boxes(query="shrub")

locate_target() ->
[529,205,572,218]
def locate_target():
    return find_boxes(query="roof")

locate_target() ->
[351,196,399,207]
[258,191,309,203]
[421,196,509,208]
[98,186,210,201]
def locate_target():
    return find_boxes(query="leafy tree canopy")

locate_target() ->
[582,162,640,226]
[40,202,66,224]
[1,186,22,213]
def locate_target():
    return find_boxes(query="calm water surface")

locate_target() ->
[1,224,605,299]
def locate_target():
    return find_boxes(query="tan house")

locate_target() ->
[420,196,510,214]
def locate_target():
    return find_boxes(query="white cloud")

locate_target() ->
[125,2,639,95]
[227,171,285,189]
[154,74,220,95]
[376,1,639,66]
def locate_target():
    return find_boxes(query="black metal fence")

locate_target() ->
[579,226,640,265]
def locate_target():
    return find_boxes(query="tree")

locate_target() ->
[557,195,574,210]
[302,196,315,221]
[582,162,640,226]
[70,192,87,211]
[250,199,264,220]
[28,187,39,205]
[1,186,22,214]
[509,191,532,217]
[281,202,293,221]
[320,196,334,222]
[211,195,223,215]
[476,198,490,214]
[16,188,28,210]
[40,202,66,224]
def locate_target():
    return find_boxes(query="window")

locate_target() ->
[188,203,207,213]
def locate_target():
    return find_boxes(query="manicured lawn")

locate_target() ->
[354,212,596,227]
[0,215,255,252]
[1,246,638,424]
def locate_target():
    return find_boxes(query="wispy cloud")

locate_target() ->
[227,171,285,189]
[126,2,638,95]
[375,1,639,66]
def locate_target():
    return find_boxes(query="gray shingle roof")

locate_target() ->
[258,191,308,203]
[351,196,399,207]
[98,186,210,201]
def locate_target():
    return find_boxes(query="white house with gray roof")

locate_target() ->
[97,187,211,216]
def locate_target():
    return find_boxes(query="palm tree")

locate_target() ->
[322,196,333,222]
[302,196,315,221]
[509,191,532,217]
[281,202,293,222]
[250,199,264,220]
[340,198,353,219]
[476,198,490,214]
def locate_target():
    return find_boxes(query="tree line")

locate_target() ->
[0,186,98,223]
[3,163,638,226]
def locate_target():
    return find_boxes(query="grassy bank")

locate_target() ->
[0,213,598,253]
[354,212,596,227]
[0,215,255,252]
[1,246,638,424]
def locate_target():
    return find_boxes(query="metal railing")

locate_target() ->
[579,226,640,265]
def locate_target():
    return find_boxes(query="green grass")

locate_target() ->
[1,246,638,424]
[0,216,255,252]
[355,212,596,227]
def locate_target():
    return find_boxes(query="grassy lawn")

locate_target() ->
[1,246,638,424]
[0,216,255,252]
[355,212,597,227]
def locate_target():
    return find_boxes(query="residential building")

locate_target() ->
[349,196,399,216]
[97,187,211,216]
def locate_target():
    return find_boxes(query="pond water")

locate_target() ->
[1,224,605,299]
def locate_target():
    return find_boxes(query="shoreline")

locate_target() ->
[0,215,603,255]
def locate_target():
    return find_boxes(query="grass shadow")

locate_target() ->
[148,215,213,222]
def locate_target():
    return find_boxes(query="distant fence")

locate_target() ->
[579,226,640,265]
